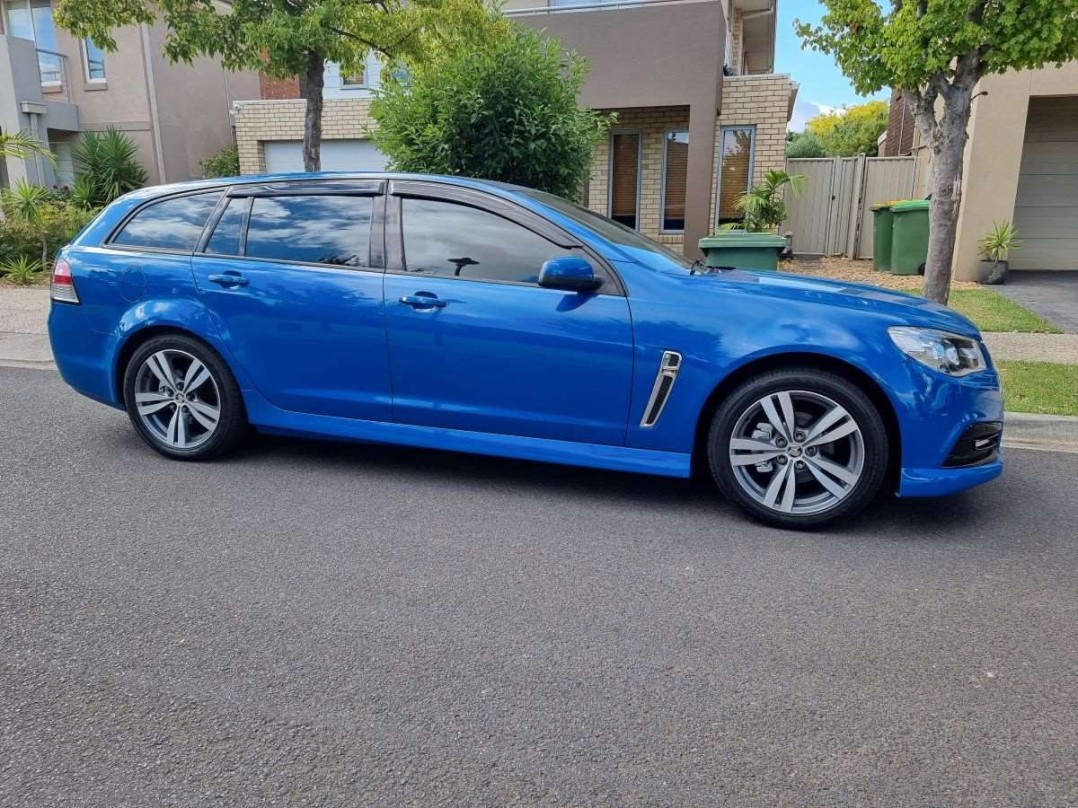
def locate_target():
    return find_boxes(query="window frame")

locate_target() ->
[195,183,386,273]
[607,128,643,231]
[81,37,107,83]
[105,188,228,255]
[659,127,690,235]
[715,124,757,228]
[386,180,625,297]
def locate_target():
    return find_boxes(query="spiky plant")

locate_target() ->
[0,255,44,286]
[1,180,53,268]
[73,127,148,205]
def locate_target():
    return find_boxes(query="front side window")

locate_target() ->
[83,38,106,81]
[112,191,223,251]
[244,195,373,267]
[401,197,567,285]
[717,126,756,225]
[662,130,689,233]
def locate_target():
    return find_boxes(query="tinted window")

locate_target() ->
[112,191,222,251]
[204,197,248,256]
[401,198,566,284]
[245,195,373,267]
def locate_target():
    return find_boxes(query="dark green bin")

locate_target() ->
[871,204,895,272]
[699,232,788,271]
[890,199,931,276]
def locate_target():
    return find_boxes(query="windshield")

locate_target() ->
[522,189,696,270]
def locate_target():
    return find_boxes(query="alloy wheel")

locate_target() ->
[133,349,221,450]
[727,390,865,516]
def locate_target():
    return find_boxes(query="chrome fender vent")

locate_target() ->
[640,351,682,428]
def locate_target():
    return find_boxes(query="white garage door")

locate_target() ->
[1012,97,1078,270]
[263,139,389,174]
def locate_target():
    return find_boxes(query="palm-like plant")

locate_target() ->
[1,180,53,269]
[0,131,55,164]
[726,170,806,233]
[0,255,43,286]
[73,127,148,206]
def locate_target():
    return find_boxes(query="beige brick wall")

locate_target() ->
[587,107,691,250]
[234,98,375,174]
[711,74,795,226]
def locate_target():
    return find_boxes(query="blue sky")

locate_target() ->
[775,0,889,130]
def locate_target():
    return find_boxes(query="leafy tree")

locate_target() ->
[805,99,889,156]
[371,20,610,199]
[786,131,828,158]
[73,127,148,205]
[798,1,1078,304]
[56,0,494,173]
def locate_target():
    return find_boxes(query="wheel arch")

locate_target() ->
[691,351,903,490]
[114,325,230,407]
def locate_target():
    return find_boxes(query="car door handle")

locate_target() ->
[207,272,249,287]
[399,294,447,309]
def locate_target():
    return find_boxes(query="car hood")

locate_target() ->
[694,268,981,338]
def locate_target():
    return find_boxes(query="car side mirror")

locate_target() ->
[538,255,603,293]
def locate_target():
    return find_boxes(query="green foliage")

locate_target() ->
[723,170,805,233]
[371,20,610,199]
[0,255,44,286]
[0,130,56,165]
[786,131,828,158]
[978,220,1020,262]
[796,1,1078,99]
[0,183,99,272]
[201,144,240,179]
[804,100,889,156]
[73,127,148,206]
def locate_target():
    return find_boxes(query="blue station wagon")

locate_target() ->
[48,174,1004,528]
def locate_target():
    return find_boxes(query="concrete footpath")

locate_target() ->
[2,285,1076,454]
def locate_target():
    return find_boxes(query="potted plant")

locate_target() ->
[976,220,1019,285]
[699,170,805,271]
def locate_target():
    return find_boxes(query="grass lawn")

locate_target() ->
[997,361,1078,416]
[947,290,1062,334]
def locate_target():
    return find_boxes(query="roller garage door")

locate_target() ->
[263,139,388,173]
[1012,97,1078,270]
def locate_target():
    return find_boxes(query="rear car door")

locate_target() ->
[190,181,392,421]
[382,182,634,445]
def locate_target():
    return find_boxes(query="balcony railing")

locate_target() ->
[506,0,708,16]
[36,47,72,101]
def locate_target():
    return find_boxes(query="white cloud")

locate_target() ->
[789,100,847,132]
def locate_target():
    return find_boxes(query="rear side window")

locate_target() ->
[244,195,373,267]
[112,191,222,251]
[204,197,249,256]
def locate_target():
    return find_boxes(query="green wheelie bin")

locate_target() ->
[870,203,895,272]
[890,199,931,276]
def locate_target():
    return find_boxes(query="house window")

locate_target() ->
[662,130,689,232]
[609,131,641,230]
[6,0,61,84]
[83,38,106,82]
[341,65,366,88]
[716,126,755,225]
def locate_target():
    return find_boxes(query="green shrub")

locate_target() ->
[0,255,43,285]
[201,144,240,178]
[371,21,610,199]
[0,183,100,270]
[73,126,148,205]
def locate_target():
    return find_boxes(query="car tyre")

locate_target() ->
[123,334,248,461]
[707,368,889,529]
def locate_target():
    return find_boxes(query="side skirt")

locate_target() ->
[243,390,693,479]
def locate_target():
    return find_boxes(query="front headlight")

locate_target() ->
[888,327,986,376]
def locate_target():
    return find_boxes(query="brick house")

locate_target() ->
[233,0,797,258]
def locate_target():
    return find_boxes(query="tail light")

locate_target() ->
[51,257,80,304]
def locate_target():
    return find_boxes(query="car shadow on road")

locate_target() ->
[227,432,997,542]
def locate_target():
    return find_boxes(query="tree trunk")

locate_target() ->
[922,120,969,305]
[297,52,325,173]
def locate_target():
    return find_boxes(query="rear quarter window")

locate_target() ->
[111,191,223,252]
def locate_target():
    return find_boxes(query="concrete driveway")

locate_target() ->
[2,366,1076,807]
[995,270,1078,333]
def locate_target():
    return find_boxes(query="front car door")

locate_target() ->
[190,181,393,421]
[382,182,634,445]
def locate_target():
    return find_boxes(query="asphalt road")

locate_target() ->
[2,367,1076,808]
